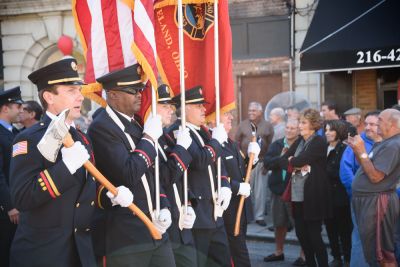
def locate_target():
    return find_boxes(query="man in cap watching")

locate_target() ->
[88,64,175,266]
[0,86,23,267]
[9,58,131,267]
[344,107,364,134]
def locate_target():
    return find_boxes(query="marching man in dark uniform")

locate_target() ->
[9,58,132,267]
[156,84,198,266]
[0,87,23,267]
[87,64,176,267]
[219,109,260,267]
[169,86,233,267]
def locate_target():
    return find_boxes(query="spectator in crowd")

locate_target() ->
[235,101,274,226]
[348,109,400,267]
[286,106,300,120]
[324,120,352,267]
[19,100,42,129]
[263,119,306,266]
[391,104,400,265]
[269,107,286,142]
[319,101,340,137]
[340,110,381,267]
[321,101,340,120]
[280,108,331,267]
[344,107,364,134]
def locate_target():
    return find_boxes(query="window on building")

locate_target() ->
[231,16,290,59]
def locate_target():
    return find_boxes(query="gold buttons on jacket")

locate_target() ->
[91,201,95,206]
[76,203,80,208]
[74,228,77,233]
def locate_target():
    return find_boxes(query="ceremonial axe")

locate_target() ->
[234,122,257,236]
[37,109,162,240]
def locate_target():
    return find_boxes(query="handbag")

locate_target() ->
[281,177,292,202]
[291,171,309,202]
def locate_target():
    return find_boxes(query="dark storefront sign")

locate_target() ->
[300,0,400,72]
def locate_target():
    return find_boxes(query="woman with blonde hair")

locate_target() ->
[280,108,331,267]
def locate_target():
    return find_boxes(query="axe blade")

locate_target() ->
[37,109,70,162]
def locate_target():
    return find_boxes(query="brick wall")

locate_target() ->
[229,0,289,18]
[354,70,377,112]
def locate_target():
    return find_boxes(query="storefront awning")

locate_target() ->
[299,0,400,73]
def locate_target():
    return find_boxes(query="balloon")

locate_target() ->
[57,35,73,56]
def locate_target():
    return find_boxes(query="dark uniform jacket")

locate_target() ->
[221,139,253,234]
[158,133,194,246]
[168,121,231,229]
[9,114,97,267]
[0,124,18,219]
[87,108,169,255]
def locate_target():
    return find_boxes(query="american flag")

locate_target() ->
[72,0,158,116]
[12,141,27,157]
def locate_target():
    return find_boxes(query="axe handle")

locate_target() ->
[64,134,162,240]
[234,136,257,237]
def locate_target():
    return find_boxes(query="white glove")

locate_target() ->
[247,141,260,165]
[61,141,90,174]
[217,187,232,210]
[179,206,196,230]
[238,183,251,198]
[106,186,133,207]
[152,208,172,234]
[176,127,192,149]
[144,114,163,141]
[212,124,228,145]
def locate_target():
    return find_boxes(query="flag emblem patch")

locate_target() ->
[12,141,28,157]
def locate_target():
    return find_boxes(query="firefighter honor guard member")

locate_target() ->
[87,64,176,267]
[0,86,23,267]
[8,58,131,267]
[220,110,260,267]
[156,84,198,266]
[169,86,233,267]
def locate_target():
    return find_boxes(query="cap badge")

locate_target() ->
[199,88,203,95]
[137,66,142,75]
[71,61,78,71]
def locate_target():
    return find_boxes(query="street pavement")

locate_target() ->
[246,214,332,266]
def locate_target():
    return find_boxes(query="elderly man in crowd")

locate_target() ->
[348,109,400,267]
[269,107,286,142]
[344,107,364,134]
[235,102,274,226]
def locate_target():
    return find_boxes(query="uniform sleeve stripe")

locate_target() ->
[40,172,56,199]
[204,145,216,161]
[97,185,105,209]
[134,149,152,165]
[221,176,229,181]
[160,194,167,198]
[170,153,187,170]
[44,170,61,197]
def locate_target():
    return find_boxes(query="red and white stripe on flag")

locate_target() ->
[73,0,158,111]
[132,0,158,90]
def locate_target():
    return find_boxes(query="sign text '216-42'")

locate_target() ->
[356,49,400,64]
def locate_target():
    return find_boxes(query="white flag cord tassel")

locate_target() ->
[214,0,222,203]
[177,0,188,214]
[151,87,160,217]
